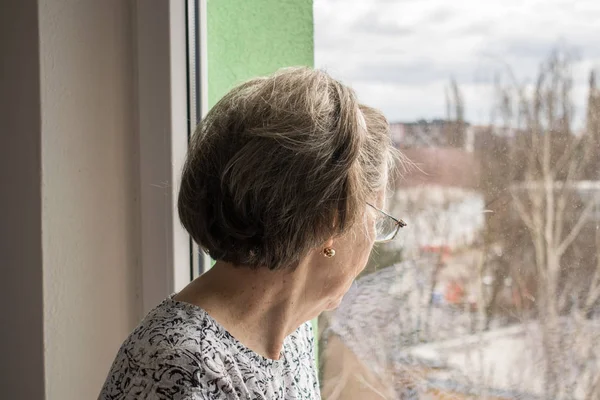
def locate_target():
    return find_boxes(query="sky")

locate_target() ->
[314,0,600,126]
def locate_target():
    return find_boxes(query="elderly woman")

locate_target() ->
[99,67,405,400]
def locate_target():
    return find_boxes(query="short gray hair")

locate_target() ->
[178,67,396,270]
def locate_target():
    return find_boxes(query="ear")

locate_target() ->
[323,237,335,248]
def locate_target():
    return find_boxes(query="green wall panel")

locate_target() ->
[207,0,314,107]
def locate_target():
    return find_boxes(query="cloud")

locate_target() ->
[350,11,414,36]
[424,7,456,24]
[459,22,493,36]
[314,0,600,125]
[345,59,487,86]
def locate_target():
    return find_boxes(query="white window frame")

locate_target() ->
[188,0,212,279]
[136,0,208,314]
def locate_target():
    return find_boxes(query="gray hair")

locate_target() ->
[178,67,398,270]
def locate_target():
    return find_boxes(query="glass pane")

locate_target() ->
[187,0,212,278]
[315,1,600,398]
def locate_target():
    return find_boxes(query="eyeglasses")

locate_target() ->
[367,203,407,243]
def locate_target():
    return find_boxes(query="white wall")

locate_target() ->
[1,0,187,397]
[40,0,141,398]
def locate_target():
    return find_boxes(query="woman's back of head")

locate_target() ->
[178,67,396,270]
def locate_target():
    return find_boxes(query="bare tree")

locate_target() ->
[446,78,467,148]
[494,49,600,398]
[323,49,600,400]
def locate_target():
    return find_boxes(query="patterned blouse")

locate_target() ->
[99,295,321,400]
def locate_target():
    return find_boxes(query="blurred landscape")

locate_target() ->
[319,49,600,399]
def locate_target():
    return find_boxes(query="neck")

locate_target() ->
[175,260,320,360]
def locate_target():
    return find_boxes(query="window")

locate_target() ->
[137,0,208,311]
[315,1,600,398]
[185,0,211,278]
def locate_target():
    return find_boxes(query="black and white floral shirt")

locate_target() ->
[99,295,320,400]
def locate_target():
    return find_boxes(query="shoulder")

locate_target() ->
[125,297,232,364]
[100,298,238,399]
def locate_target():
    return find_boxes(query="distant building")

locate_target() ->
[509,180,600,222]
[389,146,484,255]
[390,119,474,151]
[387,120,487,308]
[397,147,480,189]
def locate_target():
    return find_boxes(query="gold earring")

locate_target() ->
[323,247,336,258]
